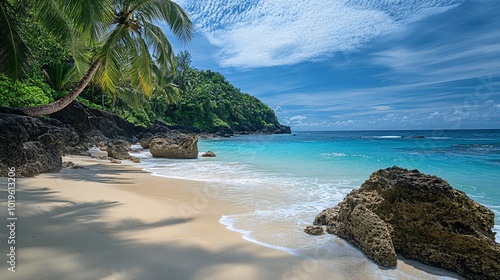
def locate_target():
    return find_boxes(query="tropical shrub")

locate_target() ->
[0,75,53,107]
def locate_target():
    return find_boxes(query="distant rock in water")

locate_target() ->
[410,135,426,138]
[308,166,500,279]
[202,151,216,157]
[149,134,198,159]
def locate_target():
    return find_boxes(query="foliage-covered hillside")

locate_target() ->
[163,68,283,132]
[0,1,287,134]
[76,53,286,133]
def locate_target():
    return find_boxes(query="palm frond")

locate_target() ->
[161,82,181,104]
[143,21,175,71]
[61,0,114,44]
[70,35,92,76]
[35,1,74,43]
[0,0,31,79]
[117,84,150,109]
[130,38,155,96]
[137,0,194,43]
[94,25,130,93]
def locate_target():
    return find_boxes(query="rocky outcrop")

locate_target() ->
[202,151,216,157]
[139,133,154,149]
[62,161,75,168]
[129,156,141,163]
[139,122,207,148]
[149,134,198,159]
[106,140,132,160]
[304,225,324,235]
[163,124,206,135]
[264,125,292,135]
[0,113,79,177]
[50,101,143,147]
[309,167,500,279]
[1,100,290,177]
[213,126,234,137]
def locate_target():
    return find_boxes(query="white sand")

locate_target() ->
[0,156,461,280]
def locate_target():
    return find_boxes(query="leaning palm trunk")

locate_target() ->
[19,60,101,116]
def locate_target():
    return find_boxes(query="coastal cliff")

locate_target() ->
[307,166,500,280]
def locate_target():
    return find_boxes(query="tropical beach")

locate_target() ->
[1,155,471,280]
[1,0,500,279]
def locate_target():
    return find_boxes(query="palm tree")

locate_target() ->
[17,0,193,116]
[0,0,31,80]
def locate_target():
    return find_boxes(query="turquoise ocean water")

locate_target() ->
[135,129,500,278]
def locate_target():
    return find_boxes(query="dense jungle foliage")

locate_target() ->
[0,1,283,132]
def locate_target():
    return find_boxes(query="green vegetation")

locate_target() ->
[1,0,193,116]
[0,1,285,133]
[78,52,283,132]
[161,64,282,132]
[0,74,54,107]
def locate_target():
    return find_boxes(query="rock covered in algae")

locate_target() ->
[308,166,500,280]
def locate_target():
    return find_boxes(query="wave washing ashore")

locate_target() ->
[134,129,500,279]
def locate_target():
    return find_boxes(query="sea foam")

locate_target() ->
[132,130,500,278]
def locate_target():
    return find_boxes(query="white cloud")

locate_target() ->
[373,105,392,111]
[183,0,463,68]
[372,39,500,83]
[288,115,307,122]
[283,115,310,126]
[429,111,441,118]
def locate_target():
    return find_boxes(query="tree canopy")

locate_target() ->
[0,0,193,116]
[0,2,286,134]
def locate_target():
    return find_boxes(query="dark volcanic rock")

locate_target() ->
[0,113,79,177]
[266,125,292,134]
[106,140,131,160]
[166,124,205,134]
[1,101,290,177]
[149,134,198,159]
[139,132,154,149]
[142,121,171,135]
[213,126,234,137]
[309,166,500,279]
[50,101,142,146]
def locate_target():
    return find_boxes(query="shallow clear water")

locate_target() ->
[135,129,500,278]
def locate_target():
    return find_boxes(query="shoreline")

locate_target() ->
[0,155,336,280]
[0,155,462,279]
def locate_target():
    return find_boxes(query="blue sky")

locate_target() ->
[164,0,500,131]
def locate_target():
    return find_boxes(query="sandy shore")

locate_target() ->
[0,156,461,280]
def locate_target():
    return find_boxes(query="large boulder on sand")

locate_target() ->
[149,134,198,159]
[0,113,79,177]
[309,166,500,280]
[106,140,131,160]
[139,132,153,149]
